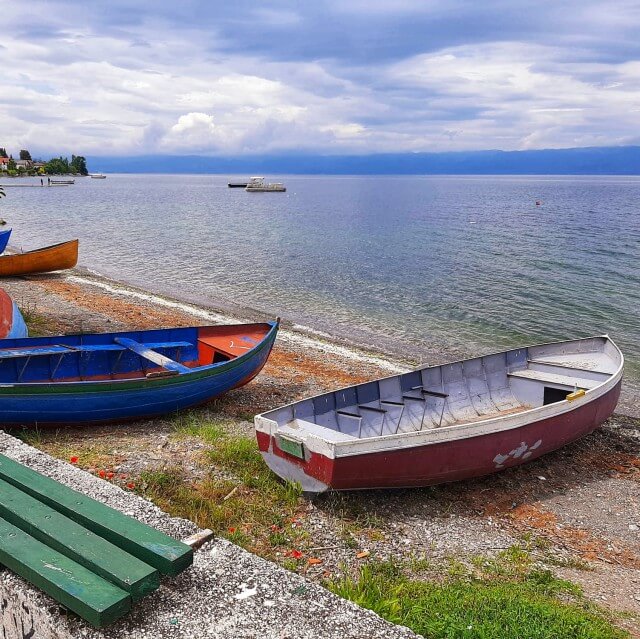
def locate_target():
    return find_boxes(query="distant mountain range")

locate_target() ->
[87,145,640,175]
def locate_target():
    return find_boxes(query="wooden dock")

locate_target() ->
[0,184,43,188]
[0,183,71,188]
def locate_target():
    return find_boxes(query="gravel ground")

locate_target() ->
[1,272,639,636]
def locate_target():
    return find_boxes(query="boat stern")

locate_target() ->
[254,412,335,494]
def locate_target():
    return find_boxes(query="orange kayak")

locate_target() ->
[0,240,78,276]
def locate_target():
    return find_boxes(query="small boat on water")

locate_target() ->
[0,239,78,277]
[50,179,75,185]
[90,174,107,179]
[0,229,11,254]
[255,336,623,494]
[245,177,286,192]
[0,321,278,426]
[0,289,27,339]
[228,182,248,188]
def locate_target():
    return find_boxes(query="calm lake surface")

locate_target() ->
[5,174,640,389]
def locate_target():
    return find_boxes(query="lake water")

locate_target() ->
[4,174,639,396]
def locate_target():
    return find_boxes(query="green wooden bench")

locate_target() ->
[0,453,194,628]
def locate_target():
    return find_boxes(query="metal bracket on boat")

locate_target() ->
[409,386,449,429]
[336,410,362,435]
[16,356,32,383]
[358,405,389,436]
[380,400,406,435]
[410,386,449,399]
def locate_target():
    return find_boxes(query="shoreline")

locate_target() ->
[11,262,640,418]
[67,268,408,374]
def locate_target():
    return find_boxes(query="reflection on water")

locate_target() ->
[6,174,640,388]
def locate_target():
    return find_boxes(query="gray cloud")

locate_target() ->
[0,1,639,155]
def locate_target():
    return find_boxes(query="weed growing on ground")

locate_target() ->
[18,408,629,638]
[19,301,55,336]
[545,554,595,571]
[327,559,627,639]
[173,412,227,441]
[137,414,304,557]
[16,430,118,471]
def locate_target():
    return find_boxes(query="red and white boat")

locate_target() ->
[255,336,623,494]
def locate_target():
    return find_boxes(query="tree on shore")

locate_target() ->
[43,154,89,175]
[44,156,70,175]
[70,154,88,176]
[0,149,89,175]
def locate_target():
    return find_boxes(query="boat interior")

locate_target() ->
[264,337,621,441]
[0,323,274,383]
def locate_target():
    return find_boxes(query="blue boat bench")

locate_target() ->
[0,340,194,381]
[0,453,193,628]
[0,341,193,360]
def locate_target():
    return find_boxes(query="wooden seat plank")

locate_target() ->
[0,478,159,599]
[0,515,131,628]
[507,369,598,389]
[114,338,191,374]
[0,454,193,575]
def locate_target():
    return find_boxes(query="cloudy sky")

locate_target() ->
[1,0,639,157]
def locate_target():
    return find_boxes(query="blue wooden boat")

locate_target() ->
[0,321,278,426]
[0,229,12,254]
[0,288,27,339]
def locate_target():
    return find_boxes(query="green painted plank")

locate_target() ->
[0,455,193,575]
[0,516,130,628]
[0,478,159,599]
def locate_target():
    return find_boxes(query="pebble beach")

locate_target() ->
[0,267,638,636]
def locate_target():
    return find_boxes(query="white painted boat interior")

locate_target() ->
[261,337,622,442]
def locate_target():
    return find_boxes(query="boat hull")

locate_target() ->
[0,323,277,426]
[0,240,78,276]
[0,229,11,254]
[257,379,621,493]
[0,289,28,339]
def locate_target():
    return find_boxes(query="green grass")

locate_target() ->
[18,301,52,337]
[16,429,119,471]
[328,560,627,639]
[138,415,304,556]
[173,412,227,442]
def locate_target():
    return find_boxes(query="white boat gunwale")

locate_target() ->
[255,335,624,460]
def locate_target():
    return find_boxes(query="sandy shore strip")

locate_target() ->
[1,269,639,636]
[10,266,640,416]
